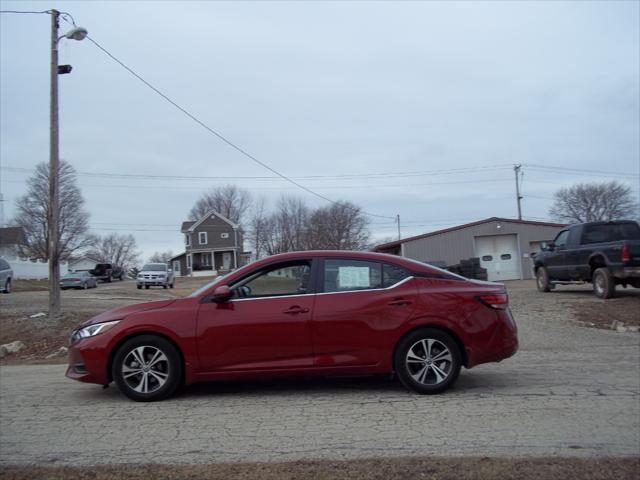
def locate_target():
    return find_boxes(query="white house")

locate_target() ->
[0,226,68,279]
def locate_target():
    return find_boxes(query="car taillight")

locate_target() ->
[477,293,509,310]
[621,245,631,263]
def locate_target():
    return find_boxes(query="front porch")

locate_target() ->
[189,249,237,274]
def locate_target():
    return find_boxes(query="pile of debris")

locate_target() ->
[446,258,488,281]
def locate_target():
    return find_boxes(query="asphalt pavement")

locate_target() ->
[0,284,638,466]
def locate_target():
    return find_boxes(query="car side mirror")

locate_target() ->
[546,242,556,251]
[212,285,232,303]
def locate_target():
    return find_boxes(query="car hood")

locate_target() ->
[79,299,176,327]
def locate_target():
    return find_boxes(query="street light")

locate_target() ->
[48,10,87,317]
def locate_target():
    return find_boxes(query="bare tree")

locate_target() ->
[189,184,252,225]
[307,201,370,250]
[255,197,371,255]
[248,196,268,259]
[148,250,175,263]
[549,181,639,223]
[87,233,141,272]
[13,161,91,261]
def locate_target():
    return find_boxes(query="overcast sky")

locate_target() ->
[1,0,639,261]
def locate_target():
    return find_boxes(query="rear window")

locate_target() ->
[581,223,640,244]
[0,259,9,270]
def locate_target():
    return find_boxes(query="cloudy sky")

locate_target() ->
[1,0,638,260]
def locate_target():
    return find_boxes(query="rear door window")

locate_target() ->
[323,259,382,293]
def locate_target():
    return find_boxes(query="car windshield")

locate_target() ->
[189,274,227,297]
[142,264,167,272]
[63,273,82,278]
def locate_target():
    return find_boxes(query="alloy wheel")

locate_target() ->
[406,338,453,385]
[121,346,170,394]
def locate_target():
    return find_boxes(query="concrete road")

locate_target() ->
[1,284,639,466]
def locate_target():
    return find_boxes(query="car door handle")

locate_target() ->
[283,306,309,315]
[387,298,413,307]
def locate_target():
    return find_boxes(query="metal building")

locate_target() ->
[373,217,566,281]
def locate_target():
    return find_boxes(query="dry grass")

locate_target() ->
[1,457,638,480]
[10,279,49,292]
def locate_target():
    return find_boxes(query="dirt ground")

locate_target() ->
[1,457,638,480]
[1,277,638,364]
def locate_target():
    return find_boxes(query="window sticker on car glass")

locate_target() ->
[338,266,371,288]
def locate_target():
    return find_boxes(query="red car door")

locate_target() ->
[196,260,316,372]
[311,258,418,368]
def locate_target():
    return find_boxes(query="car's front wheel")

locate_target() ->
[3,279,11,293]
[112,335,182,402]
[394,328,462,394]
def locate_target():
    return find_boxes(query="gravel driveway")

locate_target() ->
[0,282,638,466]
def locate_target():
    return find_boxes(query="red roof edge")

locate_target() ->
[372,217,566,252]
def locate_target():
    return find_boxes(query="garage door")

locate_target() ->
[474,235,521,281]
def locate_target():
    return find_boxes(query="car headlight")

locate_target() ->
[158,274,166,278]
[137,274,144,278]
[71,320,120,343]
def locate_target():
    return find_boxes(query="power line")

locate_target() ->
[0,165,513,182]
[525,164,639,178]
[83,35,394,220]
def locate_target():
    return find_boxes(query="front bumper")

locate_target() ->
[66,335,111,385]
[137,279,168,286]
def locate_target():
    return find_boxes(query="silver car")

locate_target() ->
[136,263,175,289]
[0,258,12,294]
[60,271,98,290]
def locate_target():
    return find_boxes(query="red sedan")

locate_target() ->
[66,251,518,401]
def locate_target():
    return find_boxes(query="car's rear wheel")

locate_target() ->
[112,335,182,402]
[394,328,462,394]
[593,267,615,299]
[536,267,551,292]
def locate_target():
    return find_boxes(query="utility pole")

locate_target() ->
[396,214,401,241]
[514,164,523,220]
[48,9,61,317]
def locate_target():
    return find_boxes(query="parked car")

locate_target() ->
[534,220,640,298]
[61,271,98,290]
[67,251,518,401]
[0,258,13,294]
[136,263,175,289]
[89,263,124,283]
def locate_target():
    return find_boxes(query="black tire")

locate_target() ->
[163,284,167,289]
[3,279,11,293]
[137,285,142,290]
[112,335,182,402]
[145,285,149,290]
[169,282,174,289]
[83,282,88,290]
[536,267,551,292]
[394,328,462,395]
[593,267,615,299]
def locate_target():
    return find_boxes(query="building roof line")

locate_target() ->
[373,217,567,251]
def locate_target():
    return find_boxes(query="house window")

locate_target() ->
[199,232,208,245]
[201,253,211,266]
[221,232,229,239]
[185,234,190,246]
[186,255,192,268]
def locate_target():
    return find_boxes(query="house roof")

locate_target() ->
[373,217,567,252]
[182,209,238,232]
[68,255,101,265]
[0,226,25,246]
[181,221,195,232]
[169,252,186,261]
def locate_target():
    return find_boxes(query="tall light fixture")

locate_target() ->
[48,10,87,316]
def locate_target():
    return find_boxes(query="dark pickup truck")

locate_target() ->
[89,263,124,283]
[534,220,640,298]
